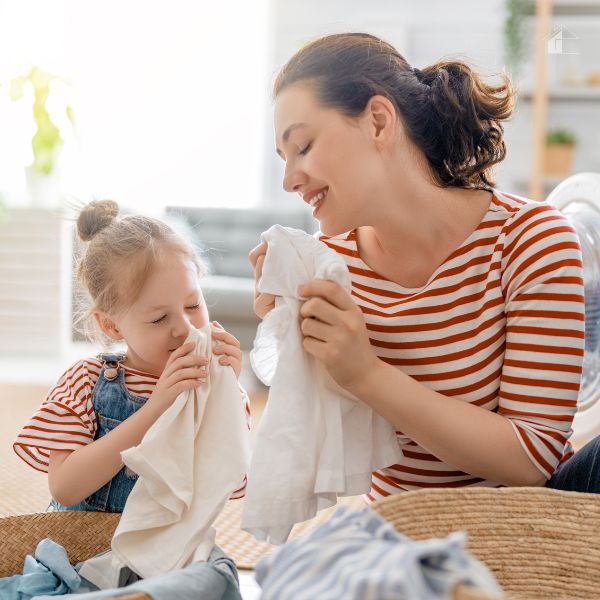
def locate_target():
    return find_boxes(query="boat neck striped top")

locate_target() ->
[318,189,585,500]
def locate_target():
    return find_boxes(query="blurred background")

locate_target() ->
[2,0,600,356]
[1,0,600,515]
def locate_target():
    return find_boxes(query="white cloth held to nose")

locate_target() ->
[81,324,251,583]
[242,225,404,544]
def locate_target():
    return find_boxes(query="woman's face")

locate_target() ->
[274,83,387,236]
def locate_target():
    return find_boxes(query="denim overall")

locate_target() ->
[48,353,148,513]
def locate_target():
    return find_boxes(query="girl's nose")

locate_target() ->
[171,314,192,339]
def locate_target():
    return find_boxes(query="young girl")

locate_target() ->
[14,199,249,512]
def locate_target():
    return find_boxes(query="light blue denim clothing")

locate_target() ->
[49,353,146,513]
[30,545,241,600]
[255,506,502,600]
[0,538,81,600]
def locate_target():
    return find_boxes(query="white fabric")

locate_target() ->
[242,225,404,544]
[81,324,251,585]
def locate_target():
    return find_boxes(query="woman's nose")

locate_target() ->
[283,161,308,193]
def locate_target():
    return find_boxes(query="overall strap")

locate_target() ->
[97,352,126,382]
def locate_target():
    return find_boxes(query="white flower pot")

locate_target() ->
[24,165,61,207]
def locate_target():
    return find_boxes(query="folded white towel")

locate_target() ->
[81,324,251,584]
[242,225,404,544]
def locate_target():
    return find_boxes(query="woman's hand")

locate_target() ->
[148,341,208,413]
[249,241,276,318]
[298,280,380,391]
[212,321,243,378]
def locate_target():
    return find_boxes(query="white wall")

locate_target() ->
[264,0,600,204]
[0,0,270,211]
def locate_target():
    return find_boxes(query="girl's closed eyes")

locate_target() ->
[150,303,202,325]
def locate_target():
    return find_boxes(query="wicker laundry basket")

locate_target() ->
[1,487,599,599]
[371,486,600,600]
[0,511,148,600]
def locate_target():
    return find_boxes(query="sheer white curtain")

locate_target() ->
[0,0,269,210]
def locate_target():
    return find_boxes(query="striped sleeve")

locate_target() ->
[498,203,585,479]
[13,359,98,473]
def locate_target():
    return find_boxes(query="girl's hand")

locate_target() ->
[298,280,380,391]
[148,341,208,413]
[249,241,276,318]
[212,321,243,379]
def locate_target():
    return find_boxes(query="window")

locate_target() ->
[0,0,269,209]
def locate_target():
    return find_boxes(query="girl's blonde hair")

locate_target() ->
[75,199,206,343]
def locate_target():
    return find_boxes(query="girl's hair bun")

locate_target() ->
[77,199,120,242]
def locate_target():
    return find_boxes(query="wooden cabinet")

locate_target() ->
[0,208,73,355]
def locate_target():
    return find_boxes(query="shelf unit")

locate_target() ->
[528,0,600,199]
[519,86,600,101]
[0,208,73,356]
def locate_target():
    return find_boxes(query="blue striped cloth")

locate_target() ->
[255,506,502,599]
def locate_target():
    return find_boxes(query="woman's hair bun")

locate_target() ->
[77,199,120,242]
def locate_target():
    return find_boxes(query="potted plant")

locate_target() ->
[545,128,577,177]
[503,0,534,81]
[9,66,74,206]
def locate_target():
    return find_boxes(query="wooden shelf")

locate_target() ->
[523,0,600,14]
[552,0,600,14]
[519,86,600,102]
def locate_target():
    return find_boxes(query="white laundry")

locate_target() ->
[242,225,404,544]
[80,324,251,585]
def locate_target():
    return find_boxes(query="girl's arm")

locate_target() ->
[48,342,207,506]
[49,399,166,506]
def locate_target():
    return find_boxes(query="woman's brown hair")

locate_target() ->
[273,32,515,190]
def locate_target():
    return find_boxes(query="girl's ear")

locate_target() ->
[93,311,123,341]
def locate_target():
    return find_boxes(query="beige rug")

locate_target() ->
[0,383,54,516]
[215,495,365,569]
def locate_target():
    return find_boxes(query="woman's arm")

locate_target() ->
[297,279,563,488]
[49,343,208,506]
[250,242,544,485]
[349,358,546,486]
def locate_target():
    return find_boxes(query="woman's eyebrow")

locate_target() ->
[276,122,309,155]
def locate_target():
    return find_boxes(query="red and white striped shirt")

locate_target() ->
[319,190,585,501]
[14,356,251,499]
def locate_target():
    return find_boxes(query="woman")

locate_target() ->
[250,32,598,498]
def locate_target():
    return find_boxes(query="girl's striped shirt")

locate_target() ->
[14,357,251,499]
[319,189,585,501]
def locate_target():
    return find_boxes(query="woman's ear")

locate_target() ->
[364,94,398,150]
[93,311,123,341]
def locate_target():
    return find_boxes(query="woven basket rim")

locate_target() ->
[370,486,600,510]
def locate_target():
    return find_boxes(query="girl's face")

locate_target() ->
[104,252,209,375]
[274,83,387,236]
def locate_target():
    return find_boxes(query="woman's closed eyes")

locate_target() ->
[298,142,312,156]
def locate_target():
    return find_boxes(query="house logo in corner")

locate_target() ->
[547,25,579,55]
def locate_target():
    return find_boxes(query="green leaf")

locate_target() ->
[546,128,577,145]
[9,65,73,175]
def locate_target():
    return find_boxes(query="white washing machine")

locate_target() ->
[547,172,600,447]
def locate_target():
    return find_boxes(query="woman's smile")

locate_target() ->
[303,187,329,216]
